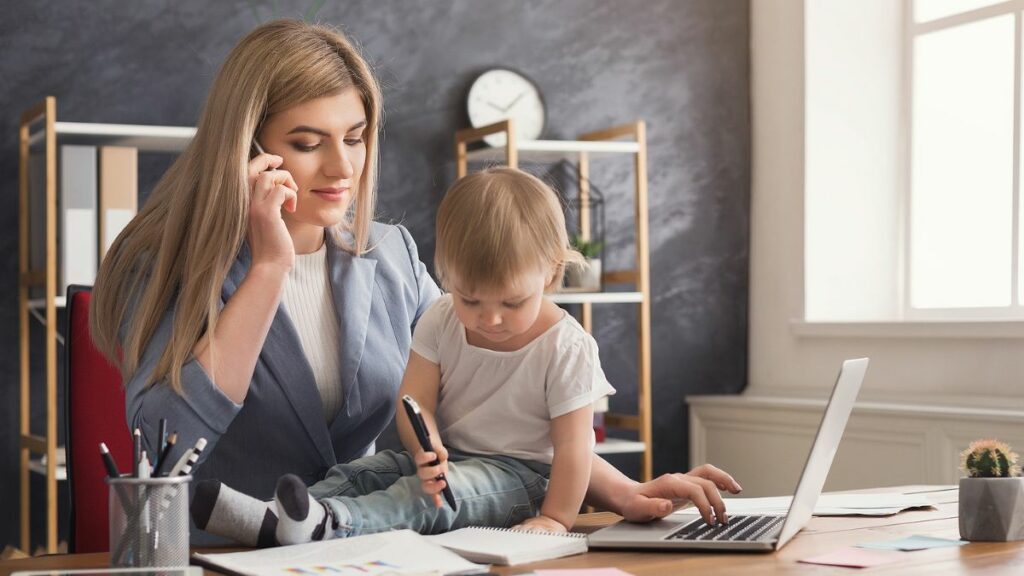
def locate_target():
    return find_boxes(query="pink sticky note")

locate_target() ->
[536,565,630,569]
[799,547,903,568]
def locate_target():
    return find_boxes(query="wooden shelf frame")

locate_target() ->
[455,120,653,481]
[16,97,195,554]
[19,96,59,554]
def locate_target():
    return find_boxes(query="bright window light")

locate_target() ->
[914,0,1007,23]
[910,15,1014,309]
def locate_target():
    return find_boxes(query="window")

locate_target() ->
[908,0,1024,317]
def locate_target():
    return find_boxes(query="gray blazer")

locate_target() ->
[125,223,440,504]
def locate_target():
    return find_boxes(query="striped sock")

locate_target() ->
[191,479,278,547]
[275,473,340,545]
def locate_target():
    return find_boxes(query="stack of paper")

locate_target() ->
[192,530,488,575]
[672,492,933,518]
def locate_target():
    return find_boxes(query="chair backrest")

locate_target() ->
[64,285,130,553]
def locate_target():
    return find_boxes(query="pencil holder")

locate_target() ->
[108,474,192,567]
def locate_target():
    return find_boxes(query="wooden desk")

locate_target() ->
[4,486,1024,575]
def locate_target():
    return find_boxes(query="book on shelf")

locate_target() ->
[425,526,588,566]
[191,529,488,576]
[58,144,98,296]
[99,146,138,258]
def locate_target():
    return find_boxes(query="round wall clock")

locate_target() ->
[467,68,546,147]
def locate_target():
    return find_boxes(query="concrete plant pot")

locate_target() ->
[959,477,1024,541]
[564,258,602,291]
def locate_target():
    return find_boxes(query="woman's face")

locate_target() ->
[257,89,368,233]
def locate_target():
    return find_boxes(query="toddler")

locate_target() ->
[192,167,614,544]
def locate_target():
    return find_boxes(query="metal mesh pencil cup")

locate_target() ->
[107,474,192,567]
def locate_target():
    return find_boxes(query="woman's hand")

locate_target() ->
[513,514,567,533]
[414,440,450,508]
[619,464,743,526]
[247,152,299,273]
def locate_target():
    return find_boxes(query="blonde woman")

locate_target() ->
[92,19,741,545]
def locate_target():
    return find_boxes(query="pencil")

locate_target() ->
[153,432,178,477]
[157,418,167,468]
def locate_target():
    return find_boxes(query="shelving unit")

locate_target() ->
[17,96,194,553]
[455,119,653,481]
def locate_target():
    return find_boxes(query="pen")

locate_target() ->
[99,442,122,478]
[157,418,167,469]
[159,437,207,512]
[153,432,178,477]
[132,428,142,478]
[139,450,150,479]
[402,395,457,511]
[174,437,207,477]
[138,450,151,566]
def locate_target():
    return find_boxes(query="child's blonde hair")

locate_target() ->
[435,167,584,292]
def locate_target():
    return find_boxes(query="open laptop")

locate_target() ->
[588,357,868,552]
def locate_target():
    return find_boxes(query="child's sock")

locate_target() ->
[191,479,279,547]
[275,473,340,545]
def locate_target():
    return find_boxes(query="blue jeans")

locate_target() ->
[307,449,551,537]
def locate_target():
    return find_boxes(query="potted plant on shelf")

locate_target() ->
[565,235,604,291]
[959,439,1024,541]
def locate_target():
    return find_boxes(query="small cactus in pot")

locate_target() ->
[959,439,1024,542]
[960,439,1021,478]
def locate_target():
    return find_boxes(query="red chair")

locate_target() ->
[64,284,131,553]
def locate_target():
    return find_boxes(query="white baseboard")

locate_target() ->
[688,395,1024,497]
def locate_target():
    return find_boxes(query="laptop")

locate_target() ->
[588,357,868,552]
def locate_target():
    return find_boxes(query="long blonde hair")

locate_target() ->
[435,167,584,293]
[91,19,382,393]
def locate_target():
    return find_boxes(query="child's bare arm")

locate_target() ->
[518,404,594,532]
[397,351,449,507]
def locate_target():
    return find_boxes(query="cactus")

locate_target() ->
[960,439,1021,478]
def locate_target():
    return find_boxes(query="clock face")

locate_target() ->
[467,68,546,147]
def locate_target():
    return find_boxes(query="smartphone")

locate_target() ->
[251,139,267,159]
[401,395,457,511]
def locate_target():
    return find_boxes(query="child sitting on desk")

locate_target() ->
[193,167,614,544]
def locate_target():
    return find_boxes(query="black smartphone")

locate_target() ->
[401,394,457,511]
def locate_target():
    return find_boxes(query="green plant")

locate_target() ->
[960,439,1021,478]
[571,234,604,260]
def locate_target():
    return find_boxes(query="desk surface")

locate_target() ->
[3,485,1023,575]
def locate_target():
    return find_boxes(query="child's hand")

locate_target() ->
[513,515,567,534]
[414,441,450,508]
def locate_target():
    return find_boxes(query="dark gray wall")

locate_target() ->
[0,0,749,549]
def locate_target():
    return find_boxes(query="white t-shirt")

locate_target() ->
[410,294,615,464]
[281,242,343,422]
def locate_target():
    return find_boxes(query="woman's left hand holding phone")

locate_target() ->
[247,148,299,275]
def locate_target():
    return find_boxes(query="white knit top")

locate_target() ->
[281,241,343,422]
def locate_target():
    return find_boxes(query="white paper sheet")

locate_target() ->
[192,529,488,576]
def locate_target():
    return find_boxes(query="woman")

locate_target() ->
[91,19,740,542]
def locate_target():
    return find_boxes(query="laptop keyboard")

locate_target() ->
[668,515,785,542]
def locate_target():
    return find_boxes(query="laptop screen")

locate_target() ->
[774,358,868,548]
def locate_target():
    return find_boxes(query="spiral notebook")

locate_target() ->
[425,527,589,566]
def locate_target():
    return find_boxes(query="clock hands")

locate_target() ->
[502,91,527,112]
[485,91,529,115]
